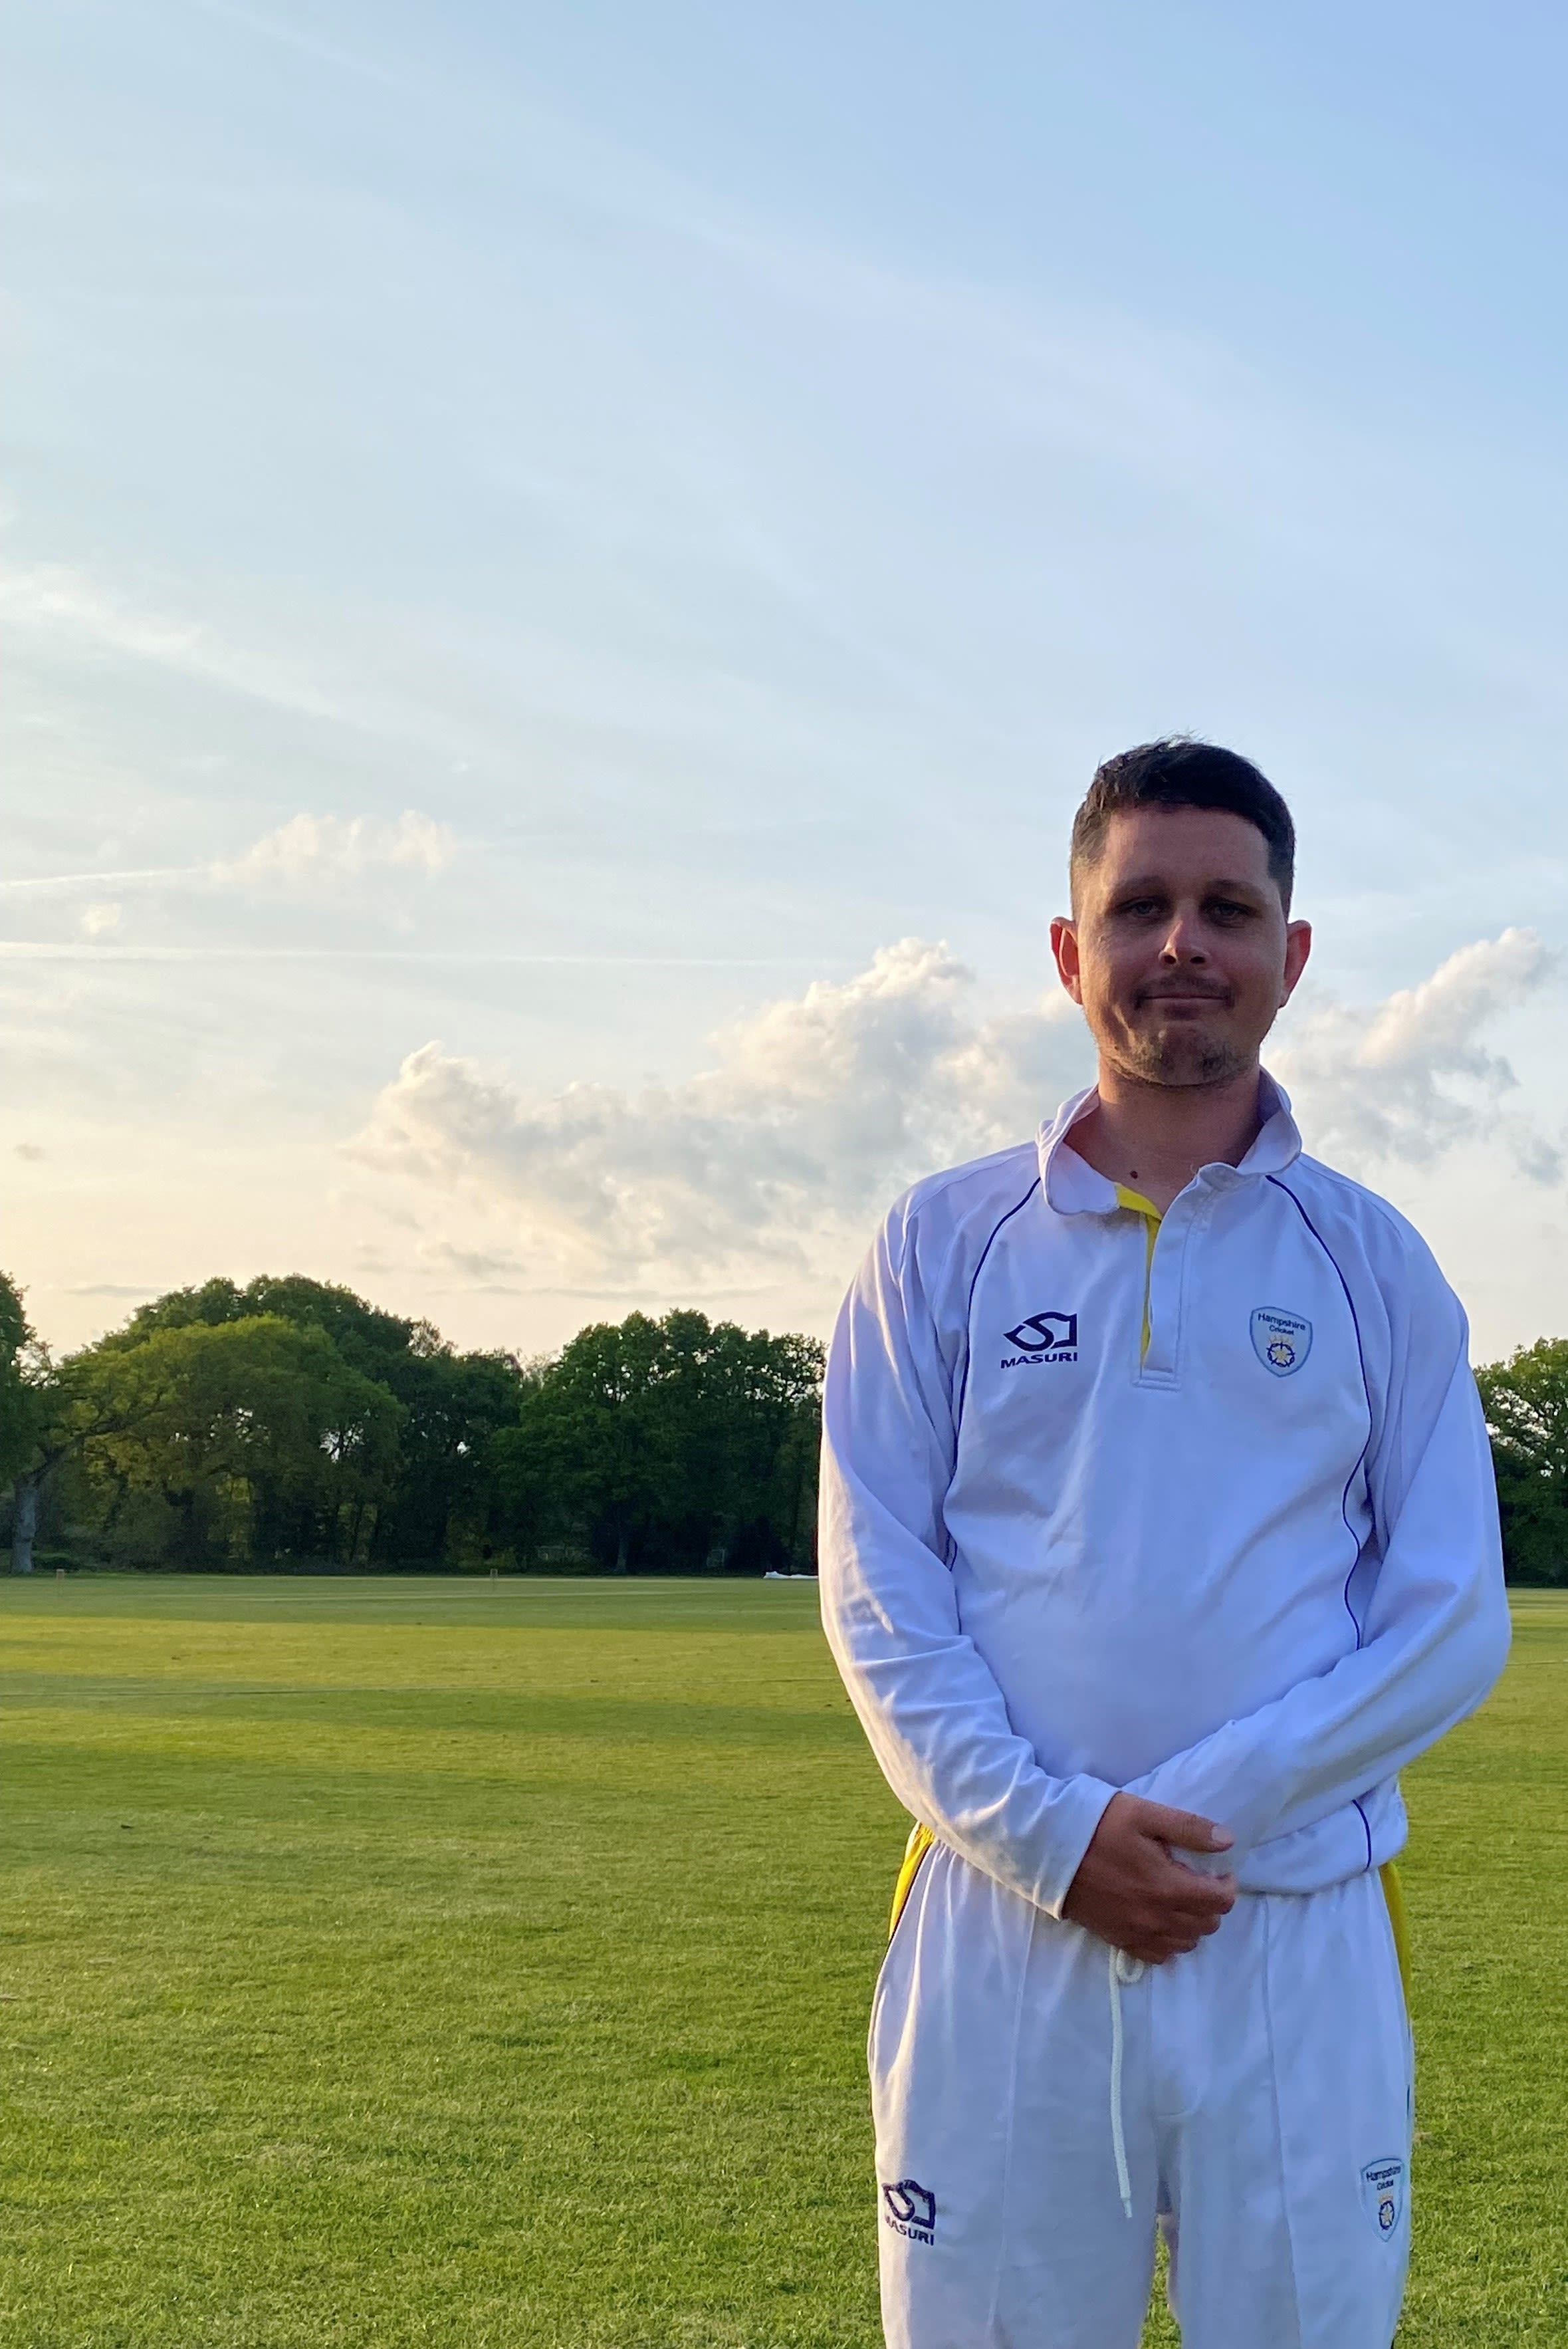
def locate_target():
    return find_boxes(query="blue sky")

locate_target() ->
[5,0,1567,1358]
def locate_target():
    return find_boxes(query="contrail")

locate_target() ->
[0,867,203,894]
[0,943,837,967]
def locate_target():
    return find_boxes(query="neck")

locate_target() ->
[1069,1062,1268,1213]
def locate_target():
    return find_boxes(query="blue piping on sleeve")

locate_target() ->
[1268,1174,1379,1875]
[953,1177,1042,1437]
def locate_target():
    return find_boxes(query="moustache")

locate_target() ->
[1135,986,1232,1005]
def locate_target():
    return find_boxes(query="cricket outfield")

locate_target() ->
[1,1578,1563,2347]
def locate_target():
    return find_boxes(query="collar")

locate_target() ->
[1036,1070,1302,1215]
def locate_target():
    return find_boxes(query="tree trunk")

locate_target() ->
[11,1473,40,1574]
[614,1522,629,1575]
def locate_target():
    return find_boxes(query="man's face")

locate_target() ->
[1050,806,1312,1088]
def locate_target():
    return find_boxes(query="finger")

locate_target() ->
[1164,1896,1233,1933]
[1140,1936,1202,1964]
[1142,1894,1238,1955]
[1129,1896,1230,1949]
[1149,1866,1237,1916]
[1153,1858,1236,1892]
[1137,1801,1234,1854]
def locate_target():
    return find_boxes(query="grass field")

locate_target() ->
[0,1577,1563,2348]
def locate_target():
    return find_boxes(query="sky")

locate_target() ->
[5,0,1568,1364]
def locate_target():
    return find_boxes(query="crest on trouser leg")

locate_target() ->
[1359,2157,1405,2238]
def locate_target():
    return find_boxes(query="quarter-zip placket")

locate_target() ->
[1116,1177,1220,1388]
[1113,1183,1161,1360]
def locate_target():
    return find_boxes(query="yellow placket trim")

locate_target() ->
[1113,1183,1163,1360]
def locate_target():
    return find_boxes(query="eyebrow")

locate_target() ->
[1108,874,1268,898]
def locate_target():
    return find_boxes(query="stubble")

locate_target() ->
[1109,1025,1253,1089]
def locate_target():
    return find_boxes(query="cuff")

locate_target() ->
[1030,1773,1119,1918]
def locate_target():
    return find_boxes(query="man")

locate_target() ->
[818,739,1510,2349]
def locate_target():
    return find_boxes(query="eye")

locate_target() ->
[1115,896,1165,920]
[1206,898,1254,923]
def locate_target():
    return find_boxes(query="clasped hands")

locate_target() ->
[1062,1792,1238,1963]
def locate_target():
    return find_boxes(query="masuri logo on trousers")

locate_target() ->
[881,2179,937,2242]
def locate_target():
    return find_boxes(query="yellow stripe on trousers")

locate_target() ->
[887,1824,1413,2009]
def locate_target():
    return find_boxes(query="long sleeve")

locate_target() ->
[1127,1279,1511,1864]
[818,1203,1117,1917]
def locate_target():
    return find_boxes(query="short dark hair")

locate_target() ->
[1070,737,1295,911]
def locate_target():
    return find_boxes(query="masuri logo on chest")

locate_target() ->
[1250,1306,1313,1377]
[1000,1311,1079,1369]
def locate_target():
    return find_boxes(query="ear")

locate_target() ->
[1280,919,1312,1005]
[1050,914,1084,1005]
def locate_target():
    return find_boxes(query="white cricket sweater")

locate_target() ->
[819,1077,1511,1912]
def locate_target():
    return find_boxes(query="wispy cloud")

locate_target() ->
[0,945,833,965]
[0,561,347,721]
[0,867,205,897]
[1,812,457,909]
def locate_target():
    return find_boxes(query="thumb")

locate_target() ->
[1135,1800,1234,1854]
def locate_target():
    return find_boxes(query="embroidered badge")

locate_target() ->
[1250,1306,1312,1376]
[1359,2157,1405,2239]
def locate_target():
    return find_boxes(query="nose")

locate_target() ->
[1159,914,1208,963]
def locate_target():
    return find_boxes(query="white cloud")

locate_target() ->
[350,929,1563,1287]
[1274,927,1560,1181]
[79,902,121,937]
[213,811,457,887]
[350,939,1087,1280]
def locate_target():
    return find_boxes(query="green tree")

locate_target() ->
[368,1348,524,1566]
[522,1310,824,1574]
[1477,1338,1568,1586]
[0,1275,43,1485]
[65,1316,405,1568]
[531,1312,675,1572]
[485,1363,561,1568]
[15,1273,826,1576]
[1,1274,55,1572]
[112,1275,525,1566]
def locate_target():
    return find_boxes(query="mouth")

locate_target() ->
[1137,991,1230,1011]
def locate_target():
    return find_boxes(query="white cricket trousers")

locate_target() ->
[871,1844,1413,2349]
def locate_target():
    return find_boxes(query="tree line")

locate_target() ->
[0,1273,823,1576]
[2,1271,1565,1582]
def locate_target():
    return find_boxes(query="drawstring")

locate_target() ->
[1107,1945,1145,2219]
